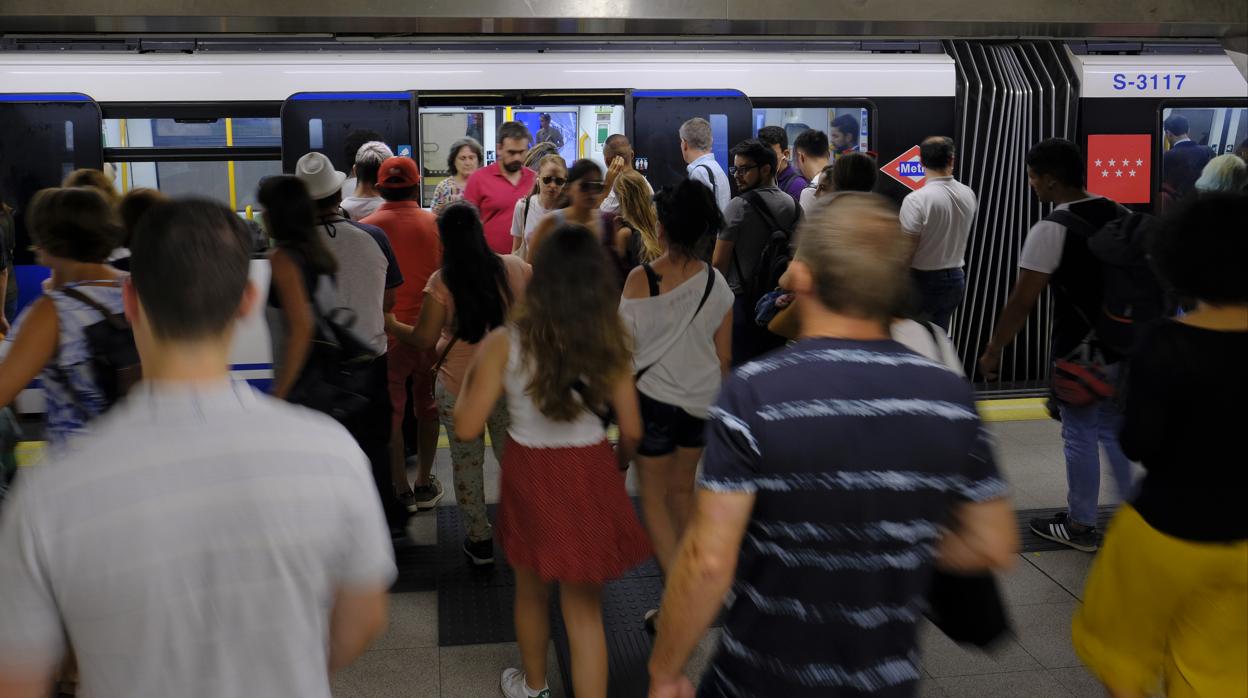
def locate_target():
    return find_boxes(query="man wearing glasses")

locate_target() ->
[713,139,798,364]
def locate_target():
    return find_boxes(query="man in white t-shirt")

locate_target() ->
[0,199,394,697]
[600,133,653,214]
[793,129,831,213]
[979,137,1134,555]
[899,136,979,331]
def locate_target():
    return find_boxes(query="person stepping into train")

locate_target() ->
[617,179,733,632]
[387,201,531,567]
[454,224,651,698]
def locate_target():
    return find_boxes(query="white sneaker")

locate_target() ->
[500,667,551,698]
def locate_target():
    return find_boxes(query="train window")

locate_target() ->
[102,115,281,217]
[418,104,625,208]
[1160,106,1247,205]
[308,119,324,150]
[752,105,873,155]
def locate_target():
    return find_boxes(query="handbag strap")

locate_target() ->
[636,262,716,381]
[430,336,459,376]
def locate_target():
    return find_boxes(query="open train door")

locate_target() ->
[628,89,753,196]
[0,92,104,307]
[279,91,419,175]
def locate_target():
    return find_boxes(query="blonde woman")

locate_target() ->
[608,170,662,267]
[510,154,567,260]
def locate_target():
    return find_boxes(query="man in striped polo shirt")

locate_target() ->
[0,200,395,697]
[649,193,1018,698]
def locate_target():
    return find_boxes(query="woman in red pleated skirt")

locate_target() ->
[454,223,651,698]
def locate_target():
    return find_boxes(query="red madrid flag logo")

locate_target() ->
[1086,134,1152,204]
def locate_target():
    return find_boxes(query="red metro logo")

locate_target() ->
[1086,134,1152,204]
[881,145,926,191]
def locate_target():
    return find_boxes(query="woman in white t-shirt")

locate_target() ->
[618,179,734,579]
[509,154,566,260]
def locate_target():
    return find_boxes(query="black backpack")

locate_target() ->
[287,286,379,423]
[56,286,142,411]
[1047,207,1167,356]
[733,190,799,305]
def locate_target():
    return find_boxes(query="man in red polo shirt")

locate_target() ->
[362,157,445,512]
[464,121,537,254]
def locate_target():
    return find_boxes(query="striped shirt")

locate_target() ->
[0,381,396,698]
[699,338,1005,698]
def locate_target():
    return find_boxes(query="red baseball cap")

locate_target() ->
[376,156,421,188]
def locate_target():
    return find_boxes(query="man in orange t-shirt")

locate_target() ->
[362,157,445,512]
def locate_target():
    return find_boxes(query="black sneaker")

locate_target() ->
[464,537,495,566]
[410,475,444,510]
[1029,512,1098,552]
[396,490,420,514]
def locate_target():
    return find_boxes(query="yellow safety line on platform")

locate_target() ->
[12,399,1050,467]
[225,118,238,212]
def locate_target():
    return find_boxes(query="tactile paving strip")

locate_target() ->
[551,575,666,698]
[437,504,521,646]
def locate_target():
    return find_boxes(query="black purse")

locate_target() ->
[925,569,1011,648]
[287,290,378,423]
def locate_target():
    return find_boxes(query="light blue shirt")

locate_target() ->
[687,153,731,214]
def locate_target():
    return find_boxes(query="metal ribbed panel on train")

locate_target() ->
[946,40,1078,392]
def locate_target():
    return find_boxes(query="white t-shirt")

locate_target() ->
[599,174,654,214]
[0,381,396,698]
[618,265,735,417]
[1017,197,1106,274]
[899,176,978,270]
[509,195,549,258]
[799,171,822,213]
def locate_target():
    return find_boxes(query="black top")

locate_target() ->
[1121,320,1248,542]
[1048,197,1122,359]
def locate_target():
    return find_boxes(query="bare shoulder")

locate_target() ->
[621,265,651,300]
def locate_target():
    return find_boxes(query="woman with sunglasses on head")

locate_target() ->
[454,225,649,698]
[526,159,607,262]
[511,154,567,261]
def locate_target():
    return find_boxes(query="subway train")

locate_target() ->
[2,41,1245,412]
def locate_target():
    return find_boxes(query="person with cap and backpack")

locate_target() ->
[0,187,139,453]
[713,138,799,365]
[980,138,1165,553]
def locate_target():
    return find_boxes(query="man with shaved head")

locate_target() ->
[599,133,653,214]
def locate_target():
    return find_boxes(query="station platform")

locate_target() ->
[12,405,1124,697]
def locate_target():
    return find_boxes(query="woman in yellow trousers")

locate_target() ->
[1071,193,1248,698]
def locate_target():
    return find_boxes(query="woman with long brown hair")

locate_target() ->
[454,225,650,698]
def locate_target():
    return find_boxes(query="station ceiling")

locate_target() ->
[2,0,1246,42]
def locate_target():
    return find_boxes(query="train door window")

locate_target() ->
[417,102,625,208]
[752,105,873,156]
[1160,106,1247,204]
[101,106,282,223]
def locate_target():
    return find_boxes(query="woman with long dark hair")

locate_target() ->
[454,225,650,698]
[525,159,606,260]
[389,201,530,565]
[257,175,338,400]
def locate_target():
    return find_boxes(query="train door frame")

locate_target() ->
[627,89,753,196]
[279,91,419,175]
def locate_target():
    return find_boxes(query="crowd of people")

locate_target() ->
[0,113,1244,698]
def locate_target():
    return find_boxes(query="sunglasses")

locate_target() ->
[729,164,760,176]
[579,180,605,193]
[541,176,567,186]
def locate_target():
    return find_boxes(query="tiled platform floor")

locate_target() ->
[333,418,1131,697]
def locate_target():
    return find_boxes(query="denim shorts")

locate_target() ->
[637,391,707,457]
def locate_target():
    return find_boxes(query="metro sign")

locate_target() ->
[881,145,926,191]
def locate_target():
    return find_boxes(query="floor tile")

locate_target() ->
[686,628,722,685]
[404,512,437,547]
[332,647,439,697]
[999,555,1078,607]
[991,420,1064,449]
[373,591,438,650]
[918,679,948,697]
[1022,551,1094,600]
[936,669,1074,697]
[439,641,564,698]
[1049,666,1106,698]
[920,619,1042,677]
[1010,602,1083,669]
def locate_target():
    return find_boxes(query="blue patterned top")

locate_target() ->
[4,281,125,451]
